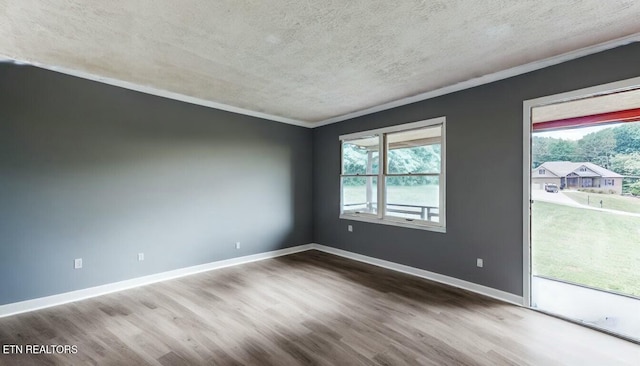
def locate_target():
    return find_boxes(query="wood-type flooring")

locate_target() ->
[0,250,638,365]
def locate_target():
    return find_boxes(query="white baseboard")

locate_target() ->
[0,244,314,318]
[0,242,523,317]
[310,244,524,306]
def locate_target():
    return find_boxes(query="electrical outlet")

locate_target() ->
[476,258,484,268]
[74,258,83,269]
[138,253,144,261]
[348,225,353,232]
[235,242,241,249]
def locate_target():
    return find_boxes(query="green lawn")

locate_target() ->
[563,191,640,214]
[343,184,439,206]
[532,201,640,297]
[342,184,439,221]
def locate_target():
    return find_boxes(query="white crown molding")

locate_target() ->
[3,33,639,129]
[312,33,640,127]
[0,55,315,128]
[311,244,524,306]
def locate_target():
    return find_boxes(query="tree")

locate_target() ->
[547,139,579,162]
[342,143,440,186]
[609,152,640,175]
[610,152,640,195]
[342,144,379,185]
[613,124,640,153]
[532,136,551,167]
[532,137,580,166]
[578,128,616,167]
[387,145,440,185]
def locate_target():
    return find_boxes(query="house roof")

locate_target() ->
[536,161,623,178]
[532,167,559,178]
[572,170,600,177]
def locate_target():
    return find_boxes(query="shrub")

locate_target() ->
[629,181,640,196]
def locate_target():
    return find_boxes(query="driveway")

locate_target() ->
[531,189,585,207]
[531,188,640,218]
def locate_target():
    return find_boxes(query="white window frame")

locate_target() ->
[522,75,640,308]
[339,117,446,232]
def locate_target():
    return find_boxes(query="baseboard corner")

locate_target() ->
[310,243,524,306]
[0,243,316,318]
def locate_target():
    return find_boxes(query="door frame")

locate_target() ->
[522,76,640,307]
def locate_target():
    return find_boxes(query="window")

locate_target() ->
[539,169,545,174]
[340,117,445,232]
[605,178,614,186]
[579,167,587,172]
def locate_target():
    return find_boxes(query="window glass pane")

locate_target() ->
[342,136,379,175]
[387,126,441,174]
[342,176,378,214]
[385,176,440,222]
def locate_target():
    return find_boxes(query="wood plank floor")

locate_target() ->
[0,250,638,365]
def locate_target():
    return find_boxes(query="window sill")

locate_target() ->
[340,214,446,233]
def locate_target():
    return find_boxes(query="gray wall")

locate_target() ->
[0,64,313,305]
[313,42,640,296]
[2,42,639,306]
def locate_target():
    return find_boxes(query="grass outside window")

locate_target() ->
[532,201,640,297]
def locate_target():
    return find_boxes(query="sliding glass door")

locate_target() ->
[525,81,640,342]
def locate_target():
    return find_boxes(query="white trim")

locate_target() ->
[340,214,446,233]
[378,135,385,220]
[3,34,638,129]
[0,244,314,318]
[311,244,523,305]
[0,243,523,317]
[525,76,640,110]
[339,117,446,232]
[523,101,532,307]
[0,55,314,128]
[440,121,447,230]
[339,117,446,140]
[522,75,640,309]
[315,33,640,127]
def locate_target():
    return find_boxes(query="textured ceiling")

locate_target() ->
[2,1,640,126]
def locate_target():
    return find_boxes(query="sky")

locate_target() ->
[533,123,624,140]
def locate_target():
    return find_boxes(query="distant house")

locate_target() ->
[532,161,623,194]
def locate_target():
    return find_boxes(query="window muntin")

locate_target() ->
[385,176,440,223]
[341,137,379,175]
[341,176,378,214]
[340,135,380,217]
[386,126,442,174]
[339,118,445,231]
